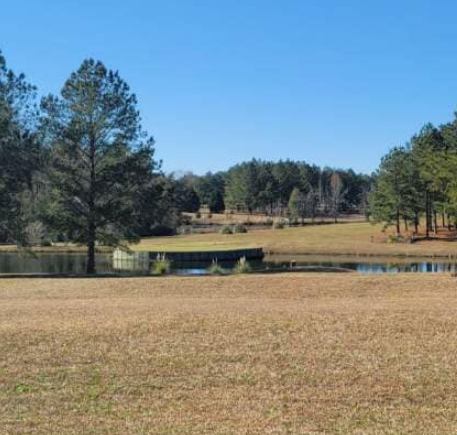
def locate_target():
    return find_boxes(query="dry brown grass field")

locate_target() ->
[2,273,457,434]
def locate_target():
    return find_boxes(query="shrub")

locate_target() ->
[387,234,398,244]
[233,224,248,234]
[208,260,225,275]
[151,254,171,275]
[150,224,176,237]
[207,213,213,219]
[195,211,201,219]
[387,234,412,244]
[220,225,233,235]
[289,218,299,226]
[25,221,48,246]
[180,214,192,226]
[233,256,251,274]
[273,221,285,229]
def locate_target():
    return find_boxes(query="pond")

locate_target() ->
[0,252,457,276]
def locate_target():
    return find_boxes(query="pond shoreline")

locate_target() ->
[0,266,356,279]
[2,245,457,259]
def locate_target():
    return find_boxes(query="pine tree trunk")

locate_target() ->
[86,234,96,275]
[396,211,401,236]
[404,217,408,232]
[414,213,419,234]
[433,209,438,234]
[86,136,97,275]
[425,192,430,238]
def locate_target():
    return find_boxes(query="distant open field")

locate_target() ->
[2,273,457,434]
[136,221,457,258]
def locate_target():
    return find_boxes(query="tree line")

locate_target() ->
[174,160,371,222]
[370,119,457,237]
[0,50,372,273]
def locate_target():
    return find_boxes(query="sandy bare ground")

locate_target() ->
[1,274,457,434]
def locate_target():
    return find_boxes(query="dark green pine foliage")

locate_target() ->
[0,50,39,244]
[370,147,417,235]
[40,59,156,273]
[193,172,225,213]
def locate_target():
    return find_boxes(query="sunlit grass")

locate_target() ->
[2,273,457,434]
[134,222,457,258]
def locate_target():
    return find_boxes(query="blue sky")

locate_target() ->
[2,0,457,175]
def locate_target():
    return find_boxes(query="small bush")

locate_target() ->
[152,254,171,275]
[40,239,52,247]
[273,221,285,229]
[387,234,412,244]
[180,215,192,226]
[233,224,248,234]
[233,256,251,274]
[220,225,233,235]
[208,260,225,275]
[289,218,300,226]
[195,212,201,219]
[25,221,48,246]
[207,213,213,219]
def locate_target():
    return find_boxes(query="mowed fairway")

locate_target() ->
[135,221,457,258]
[2,274,457,434]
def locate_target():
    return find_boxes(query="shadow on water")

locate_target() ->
[0,252,112,275]
[1,252,457,276]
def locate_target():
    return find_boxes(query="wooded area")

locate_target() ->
[0,50,372,273]
[370,122,457,237]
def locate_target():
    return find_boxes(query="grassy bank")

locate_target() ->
[135,221,457,258]
[2,274,457,434]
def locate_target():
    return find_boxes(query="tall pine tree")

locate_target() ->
[41,59,157,273]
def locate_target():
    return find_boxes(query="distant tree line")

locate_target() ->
[370,120,457,237]
[174,160,372,222]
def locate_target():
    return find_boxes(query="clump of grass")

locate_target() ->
[233,224,248,234]
[208,259,225,275]
[220,225,233,235]
[151,254,171,275]
[387,234,413,244]
[233,256,251,274]
[272,221,285,229]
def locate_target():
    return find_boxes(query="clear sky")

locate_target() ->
[2,0,457,175]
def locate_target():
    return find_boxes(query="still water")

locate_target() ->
[0,252,456,275]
